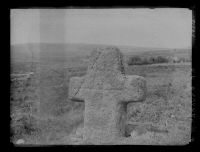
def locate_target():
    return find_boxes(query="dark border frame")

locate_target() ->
[5,1,197,152]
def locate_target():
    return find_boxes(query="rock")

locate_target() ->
[16,139,25,144]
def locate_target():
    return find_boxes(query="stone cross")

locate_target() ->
[68,47,147,143]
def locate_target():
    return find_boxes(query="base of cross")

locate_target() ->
[69,121,190,145]
[69,129,190,145]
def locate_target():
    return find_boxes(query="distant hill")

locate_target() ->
[11,43,191,63]
[11,43,93,62]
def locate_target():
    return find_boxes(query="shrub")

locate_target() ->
[127,56,142,65]
[154,56,168,64]
[148,57,155,64]
[127,56,169,65]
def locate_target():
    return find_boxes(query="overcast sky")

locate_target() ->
[11,8,192,49]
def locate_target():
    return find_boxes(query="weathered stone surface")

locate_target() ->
[68,47,147,143]
[120,75,147,102]
[68,77,85,101]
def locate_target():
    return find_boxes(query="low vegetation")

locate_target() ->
[127,55,191,66]
[10,49,192,144]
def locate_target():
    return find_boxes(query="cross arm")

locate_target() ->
[68,76,85,102]
[120,75,147,102]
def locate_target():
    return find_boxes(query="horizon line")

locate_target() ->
[11,42,191,50]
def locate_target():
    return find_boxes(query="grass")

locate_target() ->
[11,63,85,145]
[11,60,192,145]
[125,63,191,142]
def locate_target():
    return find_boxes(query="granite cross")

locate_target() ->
[68,47,147,143]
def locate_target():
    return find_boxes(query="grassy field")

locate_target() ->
[10,44,192,145]
[10,62,191,145]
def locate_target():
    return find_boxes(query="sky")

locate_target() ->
[11,8,192,49]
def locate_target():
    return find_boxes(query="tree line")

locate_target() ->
[127,55,191,66]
